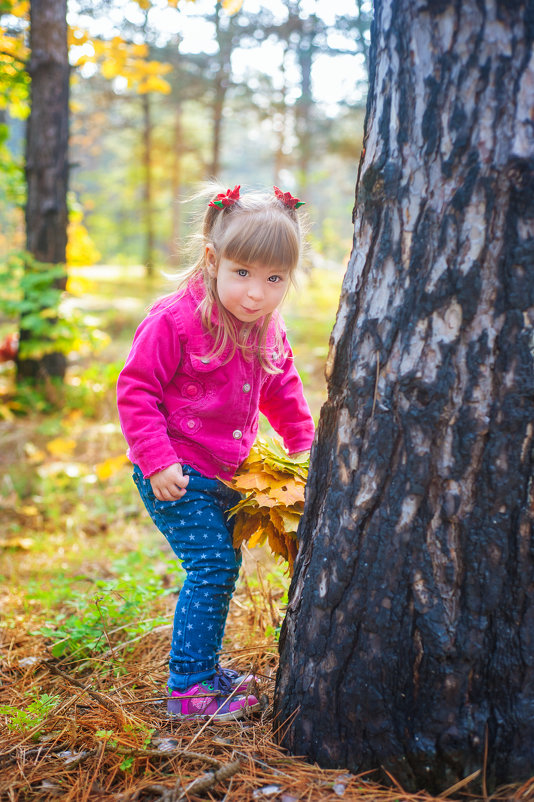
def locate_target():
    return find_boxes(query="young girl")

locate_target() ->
[117,184,315,720]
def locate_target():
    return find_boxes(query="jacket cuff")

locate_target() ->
[129,438,179,479]
[282,422,315,456]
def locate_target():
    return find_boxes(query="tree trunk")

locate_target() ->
[142,92,155,276]
[294,16,314,184]
[273,46,289,186]
[18,0,69,381]
[209,1,232,179]
[170,104,183,267]
[211,78,225,179]
[274,0,534,794]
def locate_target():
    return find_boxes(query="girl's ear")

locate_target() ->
[205,244,217,277]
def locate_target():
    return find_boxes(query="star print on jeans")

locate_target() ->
[132,462,242,691]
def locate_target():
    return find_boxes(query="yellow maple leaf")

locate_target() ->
[224,437,309,574]
[251,491,278,509]
[248,526,268,549]
[267,523,289,562]
[270,478,305,506]
[233,514,264,549]
[230,471,273,493]
[276,508,301,533]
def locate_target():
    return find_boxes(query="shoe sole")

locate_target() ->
[167,702,261,721]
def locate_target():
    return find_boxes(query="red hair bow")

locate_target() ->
[209,185,241,209]
[274,186,305,209]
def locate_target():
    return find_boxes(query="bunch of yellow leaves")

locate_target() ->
[224,438,308,575]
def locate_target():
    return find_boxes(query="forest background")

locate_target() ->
[0,2,383,800]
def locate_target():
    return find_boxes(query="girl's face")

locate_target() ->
[206,245,290,323]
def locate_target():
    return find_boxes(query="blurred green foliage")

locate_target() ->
[0,251,109,372]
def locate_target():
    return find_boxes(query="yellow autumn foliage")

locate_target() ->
[222,0,244,14]
[137,75,172,94]
[0,30,28,61]
[67,214,102,268]
[95,454,129,481]
[82,36,171,94]
[46,438,77,458]
[223,438,309,575]
[4,1,29,18]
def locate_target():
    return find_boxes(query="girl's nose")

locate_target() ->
[248,282,263,301]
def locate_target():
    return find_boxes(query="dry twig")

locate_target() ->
[175,758,241,801]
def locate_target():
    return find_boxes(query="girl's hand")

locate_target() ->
[150,463,190,501]
[289,450,310,459]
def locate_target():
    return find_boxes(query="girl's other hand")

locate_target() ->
[150,463,190,501]
[289,450,310,459]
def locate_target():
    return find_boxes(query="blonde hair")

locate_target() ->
[177,184,305,373]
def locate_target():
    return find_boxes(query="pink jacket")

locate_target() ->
[117,278,315,480]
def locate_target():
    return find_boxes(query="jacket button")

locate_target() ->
[242,383,251,393]
[187,419,196,429]
[200,356,210,364]
[232,429,243,439]
[186,384,198,397]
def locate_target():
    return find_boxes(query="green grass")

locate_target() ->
[0,262,343,666]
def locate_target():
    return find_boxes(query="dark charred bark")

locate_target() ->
[274,0,534,793]
[18,0,69,381]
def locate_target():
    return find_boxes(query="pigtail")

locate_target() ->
[172,182,305,373]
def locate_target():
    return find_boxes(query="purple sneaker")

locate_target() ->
[167,674,259,721]
[215,663,258,693]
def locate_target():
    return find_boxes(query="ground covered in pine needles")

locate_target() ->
[2,438,533,802]
[2,267,533,800]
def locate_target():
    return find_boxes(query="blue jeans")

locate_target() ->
[133,464,242,690]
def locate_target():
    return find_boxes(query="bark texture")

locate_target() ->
[19,0,69,380]
[275,0,534,792]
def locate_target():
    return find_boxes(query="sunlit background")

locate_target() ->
[1,0,370,271]
[0,4,371,782]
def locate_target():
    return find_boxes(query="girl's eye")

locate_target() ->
[237,269,248,277]
[268,275,281,283]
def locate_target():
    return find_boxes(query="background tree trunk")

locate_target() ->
[209,1,232,179]
[170,104,183,267]
[18,0,69,381]
[274,0,534,793]
[142,92,155,276]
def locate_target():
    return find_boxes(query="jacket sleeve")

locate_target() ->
[116,309,181,478]
[259,329,315,455]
